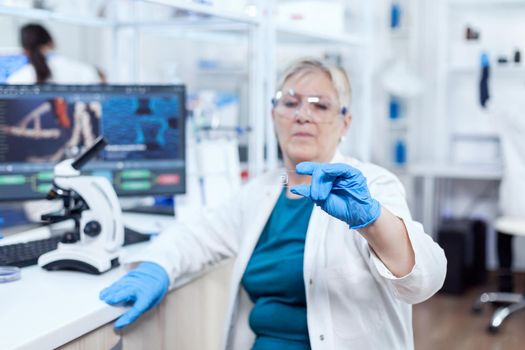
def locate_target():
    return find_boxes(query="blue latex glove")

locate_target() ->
[99,262,170,329]
[290,162,381,230]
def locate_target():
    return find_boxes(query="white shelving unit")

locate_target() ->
[448,65,525,75]
[377,0,423,189]
[430,0,525,168]
[409,0,525,233]
[0,0,377,178]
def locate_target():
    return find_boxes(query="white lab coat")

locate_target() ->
[6,54,100,84]
[128,151,447,350]
[490,98,525,217]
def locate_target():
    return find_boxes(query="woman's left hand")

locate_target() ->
[290,162,381,229]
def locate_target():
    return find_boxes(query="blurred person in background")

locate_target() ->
[6,23,103,222]
[7,23,102,84]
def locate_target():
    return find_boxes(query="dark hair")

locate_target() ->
[20,24,53,83]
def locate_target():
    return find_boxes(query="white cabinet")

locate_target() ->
[57,260,234,350]
[381,0,422,170]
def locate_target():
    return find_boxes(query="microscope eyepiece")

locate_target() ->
[71,136,108,171]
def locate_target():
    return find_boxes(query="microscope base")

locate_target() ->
[38,245,120,275]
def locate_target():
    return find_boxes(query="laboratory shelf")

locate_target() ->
[448,65,525,75]
[389,30,411,41]
[0,6,116,27]
[117,18,253,33]
[387,121,410,131]
[129,26,250,45]
[449,0,525,7]
[276,24,368,46]
[409,162,502,180]
[142,0,261,25]
[196,68,248,76]
[0,1,260,29]
[451,130,500,140]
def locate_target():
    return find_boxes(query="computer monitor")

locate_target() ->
[0,84,186,201]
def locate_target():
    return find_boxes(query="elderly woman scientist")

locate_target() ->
[100,59,447,349]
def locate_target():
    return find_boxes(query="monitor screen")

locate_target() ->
[0,84,186,200]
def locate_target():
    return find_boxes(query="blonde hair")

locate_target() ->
[276,58,352,110]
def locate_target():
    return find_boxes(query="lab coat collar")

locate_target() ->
[331,149,346,164]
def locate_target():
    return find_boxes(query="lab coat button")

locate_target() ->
[320,335,325,341]
[309,278,313,285]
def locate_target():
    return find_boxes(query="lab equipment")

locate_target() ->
[0,266,21,283]
[389,96,401,120]
[290,162,381,229]
[465,26,480,41]
[497,56,509,64]
[100,261,170,329]
[279,169,312,188]
[0,84,187,201]
[271,89,348,124]
[37,137,124,274]
[390,3,401,29]
[0,227,151,268]
[479,53,490,108]
[514,49,521,63]
[394,139,407,165]
[280,171,289,187]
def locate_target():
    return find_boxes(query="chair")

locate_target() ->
[472,217,525,333]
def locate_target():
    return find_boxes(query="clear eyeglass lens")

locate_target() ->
[274,92,339,123]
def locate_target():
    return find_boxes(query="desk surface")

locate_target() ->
[409,162,503,180]
[0,213,175,350]
[0,262,128,350]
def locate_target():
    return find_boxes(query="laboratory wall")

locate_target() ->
[416,0,525,270]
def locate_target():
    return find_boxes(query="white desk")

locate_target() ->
[0,262,129,350]
[0,213,176,350]
[409,163,502,236]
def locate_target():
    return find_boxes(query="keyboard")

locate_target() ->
[0,227,151,268]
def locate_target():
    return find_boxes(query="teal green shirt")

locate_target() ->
[242,188,314,350]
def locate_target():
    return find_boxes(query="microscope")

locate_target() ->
[38,137,124,274]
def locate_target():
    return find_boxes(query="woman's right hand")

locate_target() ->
[290,162,381,230]
[99,262,170,329]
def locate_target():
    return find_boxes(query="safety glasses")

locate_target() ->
[271,89,347,124]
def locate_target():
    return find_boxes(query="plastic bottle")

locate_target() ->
[389,96,401,120]
[394,139,407,165]
[390,3,401,29]
[514,49,521,64]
